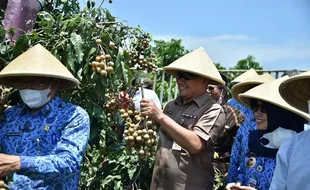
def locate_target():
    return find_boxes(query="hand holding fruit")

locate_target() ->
[115,91,134,109]
[140,99,163,123]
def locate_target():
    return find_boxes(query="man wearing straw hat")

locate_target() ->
[0,44,90,189]
[140,47,226,190]
[269,70,310,190]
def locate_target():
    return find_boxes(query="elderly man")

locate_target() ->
[269,70,310,190]
[0,44,90,189]
[140,47,226,190]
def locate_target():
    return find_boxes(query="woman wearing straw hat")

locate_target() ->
[226,76,310,190]
[0,44,90,189]
[226,73,274,183]
[226,69,259,131]
[140,47,226,190]
[269,71,310,190]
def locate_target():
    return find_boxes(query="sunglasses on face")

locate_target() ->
[251,103,266,113]
[207,86,221,91]
[176,71,199,80]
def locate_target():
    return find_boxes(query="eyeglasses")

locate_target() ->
[176,71,199,80]
[207,86,221,91]
[207,86,215,91]
[251,103,266,113]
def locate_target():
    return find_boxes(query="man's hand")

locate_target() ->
[0,154,21,177]
[226,183,257,190]
[115,91,134,109]
[140,99,163,123]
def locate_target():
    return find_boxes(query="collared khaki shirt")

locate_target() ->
[150,92,226,190]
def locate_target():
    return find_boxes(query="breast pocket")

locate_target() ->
[2,133,25,154]
[179,116,198,130]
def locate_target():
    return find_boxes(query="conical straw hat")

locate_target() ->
[164,47,225,85]
[238,76,310,122]
[231,73,275,104]
[279,70,310,113]
[0,44,79,89]
[231,68,258,84]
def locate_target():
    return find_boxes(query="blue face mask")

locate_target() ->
[19,88,51,108]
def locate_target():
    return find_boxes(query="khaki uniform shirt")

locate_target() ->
[150,92,225,190]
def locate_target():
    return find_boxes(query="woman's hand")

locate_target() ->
[226,182,257,190]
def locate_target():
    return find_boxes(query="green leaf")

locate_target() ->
[101,175,121,187]
[12,36,29,57]
[127,165,137,180]
[66,44,76,73]
[70,32,84,64]
[114,180,122,190]
[86,47,96,62]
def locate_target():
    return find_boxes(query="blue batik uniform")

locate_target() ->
[229,128,276,190]
[0,96,90,189]
[226,99,276,190]
[226,98,257,183]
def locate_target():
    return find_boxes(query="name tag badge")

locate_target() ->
[172,141,182,151]
[6,132,21,137]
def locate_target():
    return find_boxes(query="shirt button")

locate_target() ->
[256,165,263,172]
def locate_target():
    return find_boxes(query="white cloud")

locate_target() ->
[153,34,310,69]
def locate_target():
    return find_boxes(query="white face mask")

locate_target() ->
[19,88,52,108]
[260,127,297,149]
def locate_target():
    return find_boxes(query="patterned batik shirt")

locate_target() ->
[230,127,276,189]
[226,98,257,183]
[0,96,90,190]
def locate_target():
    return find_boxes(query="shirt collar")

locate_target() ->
[175,92,213,107]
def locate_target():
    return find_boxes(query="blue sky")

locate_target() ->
[79,0,310,70]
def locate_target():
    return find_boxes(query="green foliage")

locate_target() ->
[215,63,226,70]
[0,1,266,189]
[0,0,156,189]
[230,55,263,70]
[152,39,188,67]
[220,55,264,97]
[151,39,189,104]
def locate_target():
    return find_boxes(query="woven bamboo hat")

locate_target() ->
[231,68,258,84]
[0,44,79,89]
[279,70,310,113]
[232,73,275,104]
[164,47,225,85]
[238,76,310,122]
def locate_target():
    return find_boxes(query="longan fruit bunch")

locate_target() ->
[120,108,158,159]
[91,39,116,77]
[126,36,158,73]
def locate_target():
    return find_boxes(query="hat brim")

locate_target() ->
[0,74,79,89]
[231,82,261,104]
[238,77,310,122]
[165,68,225,85]
[279,74,310,113]
[239,93,310,122]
